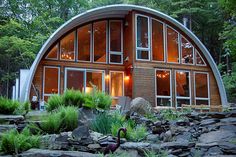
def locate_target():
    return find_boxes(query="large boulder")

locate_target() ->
[130,97,153,116]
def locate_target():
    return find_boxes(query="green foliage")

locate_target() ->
[144,150,168,157]
[0,128,40,155]
[40,106,78,134]
[46,94,64,112]
[94,91,112,110]
[160,109,182,121]
[63,89,85,107]
[0,97,20,114]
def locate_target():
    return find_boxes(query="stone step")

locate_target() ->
[19,149,100,157]
[0,115,24,123]
[0,124,16,133]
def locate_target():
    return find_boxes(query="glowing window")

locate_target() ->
[93,21,107,63]
[181,36,193,64]
[60,32,75,60]
[66,70,84,91]
[110,71,124,97]
[195,72,209,105]
[195,50,206,66]
[78,24,91,61]
[43,67,59,95]
[167,26,179,63]
[152,19,164,61]
[46,44,58,59]
[86,71,103,93]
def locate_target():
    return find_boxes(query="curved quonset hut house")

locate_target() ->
[20,4,227,108]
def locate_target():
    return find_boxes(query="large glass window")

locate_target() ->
[78,24,91,61]
[60,32,75,60]
[46,44,58,59]
[110,71,124,97]
[181,36,193,64]
[136,15,150,60]
[43,66,60,100]
[195,50,206,66]
[65,69,104,93]
[167,26,179,63]
[93,21,107,63]
[176,71,191,107]
[109,20,123,64]
[156,69,172,107]
[195,72,209,105]
[152,19,164,61]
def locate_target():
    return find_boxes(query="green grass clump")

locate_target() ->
[39,106,78,134]
[94,91,112,110]
[46,94,64,112]
[0,96,20,114]
[160,109,182,121]
[0,128,40,155]
[63,89,85,107]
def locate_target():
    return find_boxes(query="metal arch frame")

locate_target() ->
[20,4,228,107]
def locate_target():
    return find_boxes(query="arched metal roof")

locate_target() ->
[20,4,228,106]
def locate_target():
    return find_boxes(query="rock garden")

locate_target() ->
[0,89,235,157]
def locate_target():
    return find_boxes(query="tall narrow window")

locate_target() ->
[86,71,103,93]
[43,66,60,101]
[136,15,150,60]
[46,44,58,60]
[181,36,193,64]
[167,26,179,63]
[176,71,191,108]
[60,32,75,61]
[110,71,124,97]
[152,19,164,61]
[195,72,209,105]
[195,50,206,66]
[93,21,107,63]
[78,24,91,61]
[109,20,123,64]
[156,69,172,107]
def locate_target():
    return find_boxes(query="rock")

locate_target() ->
[219,142,236,154]
[205,146,223,156]
[207,112,227,119]
[87,144,101,149]
[114,148,140,157]
[220,125,236,131]
[146,134,160,143]
[221,117,236,124]
[72,125,90,140]
[90,131,104,142]
[176,119,190,126]
[160,141,194,149]
[175,132,192,142]
[195,142,218,148]
[19,148,99,157]
[130,97,153,116]
[200,118,218,126]
[0,115,24,123]
[120,142,150,150]
[227,110,236,117]
[198,130,236,144]
[163,130,172,142]
[78,107,96,126]
[190,148,206,157]
[0,124,16,133]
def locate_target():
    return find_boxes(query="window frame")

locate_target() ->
[59,31,76,61]
[194,71,210,106]
[109,71,124,99]
[180,35,194,65]
[195,49,207,66]
[64,67,105,93]
[109,20,123,65]
[155,68,172,108]
[76,24,92,63]
[175,70,191,108]
[151,18,165,63]
[43,66,60,101]
[45,43,59,60]
[166,25,181,64]
[135,14,151,61]
[92,20,108,64]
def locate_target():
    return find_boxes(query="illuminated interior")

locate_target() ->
[196,50,206,65]
[152,19,164,61]
[86,71,103,93]
[78,24,91,61]
[93,21,107,63]
[46,44,58,59]
[181,36,193,64]
[195,73,209,105]
[60,32,75,60]
[110,72,123,97]
[167,26,179,63]
[176,71,190,107]
[66,70,84,91]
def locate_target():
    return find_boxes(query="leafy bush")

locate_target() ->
[63,89,85,107]
[128,124,147,142]
[40,106,78,134]
[0,97,20,114]
[0,128,40,155]
[46,94,64,112]
[160,109,182,121]
[14,101,31,116]
[95,91,112,110]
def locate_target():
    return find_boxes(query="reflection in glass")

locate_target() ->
[157,98,171,107]
[78,24,91,61]
[110,54,122,63]
[156,70,170,96]
[176,71,190,97]
[110,72,123,97]
[195,73,208,98]
[181,37,193,64]
[177,99,190,108]
[196,50,206,65]
[152,20,164,61]
[44,67,59,94]
[137,50,149,60]
[46,44,58,59]
[66,70,84,91]
[60,32,75,60]
[110,21,122,52]
[137,16,149,48]
[196,100,209,105]
[94,21,107,62]
[167,26,179,63]
[86,72,103,93]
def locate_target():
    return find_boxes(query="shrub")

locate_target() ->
[95,91,112,110]
[40,106,78,134]
[46,94,64,112]
[160,109,182,121]
[63,89,85,107]
[0,128,40,155]
[14,101,31,116]
[128,124,147,142]
[0,97,20,114]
